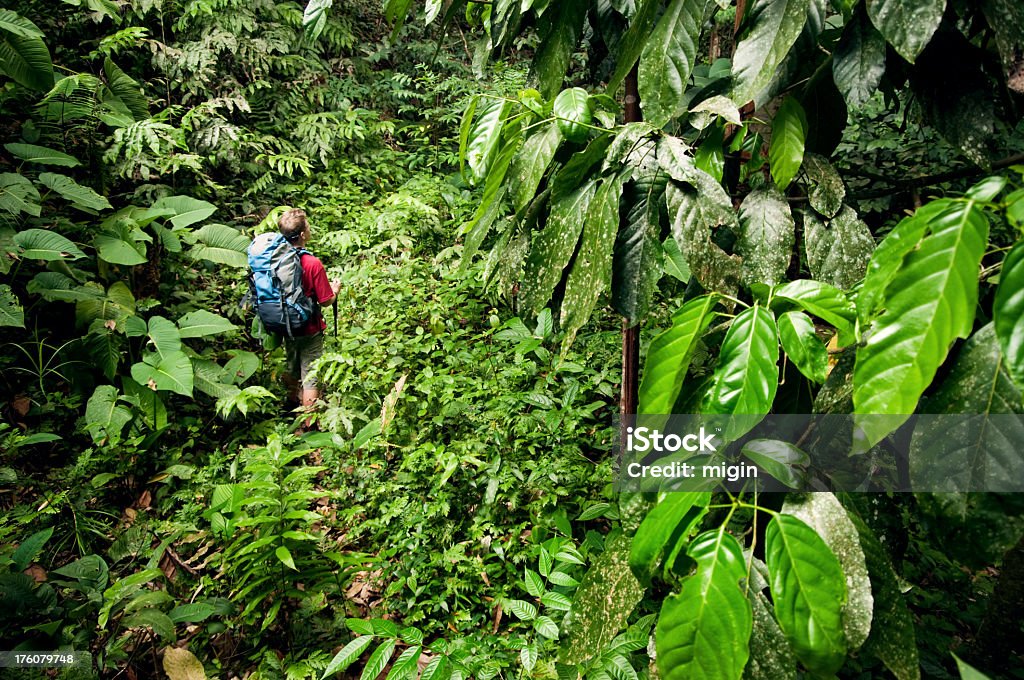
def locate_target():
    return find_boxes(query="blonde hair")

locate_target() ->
[279,208,308,242]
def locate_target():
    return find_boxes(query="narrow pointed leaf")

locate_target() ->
[510,121,561,211]
[639,295,718,415]
[359,639,397,680]
[607,0,660,92]
[768,98,807,191]
[38,173,111,211]
[854,201,988,443]
[612,169,666,323]
[732,0,811,104]
[833,7,887,107]
[702,306,779,417]
[629,492,711,580]
[531,1,587,99]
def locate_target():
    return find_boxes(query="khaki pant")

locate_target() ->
[284,332,324,390]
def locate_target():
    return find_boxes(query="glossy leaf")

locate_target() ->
[560,535,645,665]
[103,58,148,121]
[866,0,944,63]
[638,295,718,415]
[782,493,873,650]
[638,0,705,127]
[768,98,807,191]
[732,0,811,104]
[561,171,627,347]
[386,645,422,680]
[519,180,597,314]
[738,188,795,286]
[765,514,847,675]
[909,324,1023,491]
[191,223,249,268]
[740,439,808,489]
[629,492,711,581]
[359,639,397,680]
[85,385,132,444]
[177,310,237,339]
[666,180,741,297]
[131,349,194,397]
[772,279,856,336]
[303,0,333,41]
[462,97,509,185]
[553,87,592,143]
[95,230,147,266]
[322,634,373,677]
[701,306,779,417]
[833,7,887,108]
[655,529,752,680]
[803,206,874,290]
[854,201,988,442]
[510,121,561,212]
[0,172,40,216]
[778,311,827,383]
[994,240,1024,390]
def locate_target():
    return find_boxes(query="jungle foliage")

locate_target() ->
[0,0,1023,679]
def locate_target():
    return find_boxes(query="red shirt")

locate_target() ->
[298,252,334,336]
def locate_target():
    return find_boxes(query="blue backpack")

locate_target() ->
[247,233,316,337]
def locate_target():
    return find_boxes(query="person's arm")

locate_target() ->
[308,258,337,306]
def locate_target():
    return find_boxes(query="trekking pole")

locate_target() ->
[333,296,338,338]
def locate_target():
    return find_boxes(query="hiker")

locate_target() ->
[275,208,341,414]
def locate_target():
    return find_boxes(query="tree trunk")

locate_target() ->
[620,65,642,449]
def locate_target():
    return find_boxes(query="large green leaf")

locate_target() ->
[559,535,645,665]
[131,349,194,397]
[151,195,217,229]
[359,639,396,680]
[983,0,1024,95]
[322,635,374,678]
[0,172,41,217]
[854,201,988,442]
[629,492,711,581]
[0,284,24,328]
[607,0,661,92]
[85,326,122,380]
[38,172,111,212]
[909,324,1023,491]
[4,142,79,167]
[803,206,874,290]
[530,0,587,99]
[772,279,856,337]
[122,376,168,430]
[666,180,741,297]
[177,310,237,338]
[802,153,845,219]
[14,228,85,261]
[553,87,592,143]
[832,7,887,108]
[865,0,945,63]
[701,306,779,417]
[95,229,147,266]
[190,223,249,268]
[561,170,628,347]
[638,295,718,415]
[519,179,597,314]
[744,564,798,679]
[740,439,809,489]
[612,168,665,323]
[637,0,707,127]
[843,505,920,680]
[782,493,873,650]
[0,10,53,91]
[510,121,561,212]
[768,98,807,191]
[656,529,752,680]
[732,0,811,104]
[778,311,827,383]
[737,188,794,287]
[856,201,945,325]
[462,97,510,185]
[146,316,182,359]
[103,58,148,121]
[75,281,136,328]
[994,240,1024,391]
[765,514,847,675]
[303,0,333,41]
[85,385,132,444]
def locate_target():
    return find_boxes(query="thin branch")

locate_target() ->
[848,152,1024,199]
